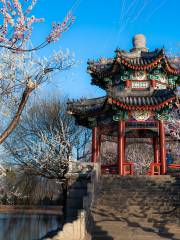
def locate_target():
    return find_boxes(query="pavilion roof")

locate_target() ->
[67,96,109,127]
[67,89,177,127]
[111,89,176,111]
[87,48,180,80]
[67,96,107,115]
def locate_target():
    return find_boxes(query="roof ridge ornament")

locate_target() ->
[131,34,148,53]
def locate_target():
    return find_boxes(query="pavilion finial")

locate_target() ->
[131,34,148,52]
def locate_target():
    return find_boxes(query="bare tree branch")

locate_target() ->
[0,85,34,143]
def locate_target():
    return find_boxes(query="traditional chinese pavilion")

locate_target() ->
[67,34,180,175]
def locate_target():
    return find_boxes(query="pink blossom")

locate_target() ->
[0,0,75,51]
[47,12,75,43]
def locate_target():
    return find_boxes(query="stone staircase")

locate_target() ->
[87,175,180,240]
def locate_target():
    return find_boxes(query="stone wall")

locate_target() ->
[45,163,100,240]
[66,174,90,222]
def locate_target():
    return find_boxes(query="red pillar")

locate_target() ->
[124,137,126,162]
[118,121,125,176]
[159,121,167,174]
[153,137,159,164]
[91,127,98,163]
[97,134,101,160]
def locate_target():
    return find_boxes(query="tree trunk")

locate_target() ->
[0,86,33,144]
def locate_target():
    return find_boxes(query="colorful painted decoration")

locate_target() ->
[131,71,146,80]
[113,115,121,121]
[121,76,128,81]
[131,111,152,121]
[156,112,172,121]
[149,72,167,84]
[88,117,97,127]
[156,83,166,89]
[132,81,149,89]
[113,111,128,121]
[104,77,112,84]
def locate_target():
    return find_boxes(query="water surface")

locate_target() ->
[0,213,62,240]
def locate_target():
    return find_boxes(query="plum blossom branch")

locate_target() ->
[0,0,75,52]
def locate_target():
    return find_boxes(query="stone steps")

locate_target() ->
[96,200,179,204]
[89,220,177,240]
[88,175,180,239]
[92,204,175,210]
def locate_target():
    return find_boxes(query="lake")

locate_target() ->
[0,213,62,240]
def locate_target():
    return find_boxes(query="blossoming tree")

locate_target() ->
[165,109,180,140]
[4,96,91,180]
[0,0,75,143]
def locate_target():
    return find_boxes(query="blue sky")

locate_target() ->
[32,0,180,99]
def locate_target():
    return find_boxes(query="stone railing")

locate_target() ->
[83,162,101,213]
[45,162,101,240]
[83,162,101,240]
[45,211,86,240]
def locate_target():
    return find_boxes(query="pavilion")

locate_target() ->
[67,34,180,175]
